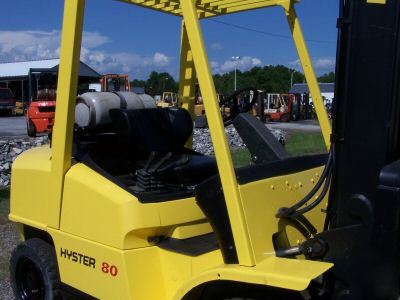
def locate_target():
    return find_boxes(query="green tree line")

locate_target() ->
[131,68,334,96]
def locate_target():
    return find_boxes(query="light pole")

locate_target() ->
[290,70,295,89]
[231,56,240,91]
[163,77,168,92]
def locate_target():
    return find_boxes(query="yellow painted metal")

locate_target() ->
[60,163,208,249]
[159,246,223,299]
[239,165,328,263]
[179,22,197,120]
[119,0,296,19]
[284,3,331,149]
[181,0,255,267]
[174,256,332,299]
[50,0,85,228]
[9,0,337,298]
[170,221,212,239]
[48,228,166,300]
[179,21,197,148]
[9,146,52,230]
[367,0,386,3]
[48,227,224,300]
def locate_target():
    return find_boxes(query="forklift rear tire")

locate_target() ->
[10,238,62,300]
[27,120,36,137]
[280,113,290,122]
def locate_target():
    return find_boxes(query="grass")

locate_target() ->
[231,132,326,167]
[285,132,326,156]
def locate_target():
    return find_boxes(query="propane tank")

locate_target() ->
[75,92,156,127]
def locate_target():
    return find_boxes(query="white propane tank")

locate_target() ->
[75,92,156,127]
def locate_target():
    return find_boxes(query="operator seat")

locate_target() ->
[109,107,218,198]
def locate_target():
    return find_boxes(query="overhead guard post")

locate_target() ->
[180,0,255,266]
[284,1,331,149]
[179,21,197,148]
[50,0,85,228]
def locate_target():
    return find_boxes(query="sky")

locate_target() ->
[0,0,338,80]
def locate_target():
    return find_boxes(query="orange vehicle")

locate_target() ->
[26,89,56,137]
[264,93,299,122]
[99,74,130,92]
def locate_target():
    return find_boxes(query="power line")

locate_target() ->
[205,19,336,44]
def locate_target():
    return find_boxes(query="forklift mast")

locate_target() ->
[332,0,400,227]
[324,0,400,298]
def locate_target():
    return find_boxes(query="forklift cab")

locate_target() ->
[9,0,333,298]
[9,0,400,299]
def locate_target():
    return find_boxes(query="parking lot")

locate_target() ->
[0,116,321,138]
[0,116,26,137]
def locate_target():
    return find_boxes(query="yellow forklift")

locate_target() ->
[156,92,179,108]
[8,0,400,299]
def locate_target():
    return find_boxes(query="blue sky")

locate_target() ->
[0,0,338,79]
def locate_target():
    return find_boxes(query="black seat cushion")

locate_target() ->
[110,107,193,157]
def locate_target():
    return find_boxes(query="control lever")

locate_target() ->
[158,155,189,172]
[150,152,173,173]
[144,151,157,172]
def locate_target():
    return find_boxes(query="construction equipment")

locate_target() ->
[89,74,131,92]
[12,101,25,116]
[9,0,400,299]
[156,91,179,107]
[26,89,57,137]
[264,93,293,122]
[194,92,224,128]
[0,88,17,114]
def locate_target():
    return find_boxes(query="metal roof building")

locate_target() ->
[0,59,101,101]
[0,59,61,79]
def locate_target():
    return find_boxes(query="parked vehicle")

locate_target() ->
[0,88,17,114]
[156,92,179,107]
[264,93,290,122]
[263,93,301,122]
[26,89,56,137]
[11,0,400,299]
[12,101,25,116]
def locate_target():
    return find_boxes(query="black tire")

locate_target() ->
[280,113,290,122]
[27,119,36,137]
[10,238,62,300]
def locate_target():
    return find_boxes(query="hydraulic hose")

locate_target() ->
[276,145,334,218]
[276,144,335,219]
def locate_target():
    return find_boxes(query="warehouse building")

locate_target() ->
[290,82,335,103]
[0,59,101,102]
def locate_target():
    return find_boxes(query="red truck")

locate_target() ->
[26,89,56,137]
[0,88,17,114]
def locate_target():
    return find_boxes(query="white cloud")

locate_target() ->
[210,42,223,51]
[212,56,262,74]
[153,52,170,67]
[0,30,172,78]
[290,57,336,71]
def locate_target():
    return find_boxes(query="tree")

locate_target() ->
[131,71,178,96]
[318,72,335,83]
[213,65,305,95]
[131,79,146,88]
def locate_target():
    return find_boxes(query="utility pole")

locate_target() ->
[290,70,295,89]
[231,56,240,91]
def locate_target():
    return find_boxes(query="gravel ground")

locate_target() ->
[0,203,19,300]
[193,125,285,155]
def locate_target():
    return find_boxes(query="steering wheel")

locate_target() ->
[219,87,259,126]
